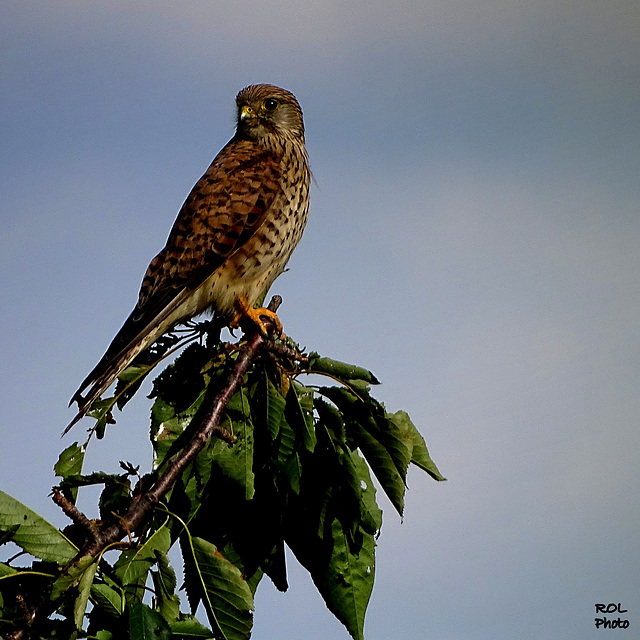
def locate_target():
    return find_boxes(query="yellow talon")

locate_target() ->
[231,297,283,336]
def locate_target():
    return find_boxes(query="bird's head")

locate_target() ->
[235,84,305,144]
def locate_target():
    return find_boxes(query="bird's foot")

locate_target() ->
[231,297,283,337]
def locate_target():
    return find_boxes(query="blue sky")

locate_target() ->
[1,1,639,638]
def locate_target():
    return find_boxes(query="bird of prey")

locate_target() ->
[66,84,310,432]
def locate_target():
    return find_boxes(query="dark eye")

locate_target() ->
[263,98,278,111]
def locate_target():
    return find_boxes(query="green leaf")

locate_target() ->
[170,615,216,638]
[150,398,176,440]
[115,362,161,410]
[265,376,286,441]
[75,556,99,629]
[280,452,302,495]
[87,397,118,439]
[286,382,316,452]
[117,365,153,384]
[190,536,254,640]
[156,548,177,593]
[307,355,380,385]
[276,414,296,465]
[114,522,171,586]
[209,417,255,501]
[320,518,375,640]
[314,397,346,449]
[150,342,214,416]
[388,411,446,481]
[168,468,206,526]
[0,523,19,546]
[152,551,180,623]
[352,421,407,516]
[152,387,209,471]
[152,416,184,469]
[54,442,85,487]
[115,364,156,411]
[351,453,383,534]
[255,541,285,594]
[90,583,124,617]
[226,388,251,415]
[289,517,375,640]
[310,427,370,542]
[180,534,202,617]
[128,601,172,640]
[338,388,412,479]
[51,554,95,601]
[0,490,77,563]
[319,388,413,516]
[0,562,17,577]
[98,476,132,521]
[58,470,125,488]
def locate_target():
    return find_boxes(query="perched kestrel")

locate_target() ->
[67,84,310,431]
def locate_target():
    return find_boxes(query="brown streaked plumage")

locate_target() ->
[66,84,310,432]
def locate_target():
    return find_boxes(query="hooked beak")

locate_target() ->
[240,105,256,121]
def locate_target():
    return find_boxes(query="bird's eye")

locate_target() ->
[263,98,279,111]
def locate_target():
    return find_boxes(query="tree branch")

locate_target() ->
[5,296,282,640]
[82,294,283,555]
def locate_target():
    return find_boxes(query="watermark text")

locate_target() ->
[595,603,629,630]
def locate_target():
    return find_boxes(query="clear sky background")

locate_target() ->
[2,1,639,638]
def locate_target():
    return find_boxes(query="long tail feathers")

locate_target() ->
[63,310,175,435]
[62,342,148,436]
[64,287,200,436]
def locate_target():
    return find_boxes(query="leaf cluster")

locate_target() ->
[0,333,443,640]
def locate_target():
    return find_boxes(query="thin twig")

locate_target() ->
[51,488,101,542]
[266,340,309,363]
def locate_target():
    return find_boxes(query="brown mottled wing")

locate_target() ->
[69,137,283,410]
[135,138,283,324]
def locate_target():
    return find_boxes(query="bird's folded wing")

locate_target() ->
[68,140,284,419]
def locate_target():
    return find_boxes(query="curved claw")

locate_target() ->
[232,297,283,336]
[246,306,283,336]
